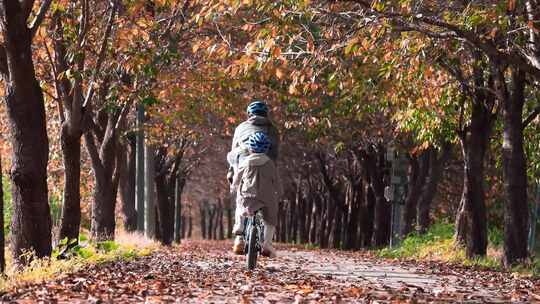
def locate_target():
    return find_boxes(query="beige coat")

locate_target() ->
[227,116,280,180]
[231,153,282,226]
[231,116,280,162]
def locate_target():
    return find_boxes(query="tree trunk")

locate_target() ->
[188,214,193,238]
[218,200,225,240]
[295,182,306,244]
[289,193,297,243]
[417,144,451,233]
[319,196,329,248]
[368,148,391,247]
[455,101,491,257]
[303,194,311,244]
[372,189,390,247]
[153,145,184,246]
[90,169,117,241]
[281,200,290,243]
[226,204,233,239]
[278,202,286,242]
[58,127,82,242]
[174,177,183,243]
[85,102,126,242]
[154,205,161,241]
[208,205,215,240]
[181,215,186,238]
[401,154,427,236]
[155,172,174,245]
[361,180,376,248]
[329,181,344,249]
[1,5,52,263]
[0,155,5,272]
[119,137,137,232]
[86,124,121,241]
[331,194,343,249]
[200,201,207,239]
[499,69,529,266]
[212,206,218,240]
[345,182,361,250]
[53,15,85,245]
[309,193,319,244]
[325,195,335,245]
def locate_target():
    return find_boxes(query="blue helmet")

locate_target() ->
[246,101,269,117]
[245,131,271,154]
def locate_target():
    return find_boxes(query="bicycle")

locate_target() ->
[243,210,265,270]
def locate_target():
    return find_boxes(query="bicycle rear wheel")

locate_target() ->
[246,224,258,270]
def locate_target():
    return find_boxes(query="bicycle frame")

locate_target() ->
[243,211,265,269]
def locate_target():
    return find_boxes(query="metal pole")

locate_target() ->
[135,103,145,232]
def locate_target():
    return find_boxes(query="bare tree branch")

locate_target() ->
[42,33,66,122]
[115,99,134,131]
[21,0,36,22]
[30,0,52,39]
[84,131,104,173]
[83,1,118,108]
[523,106,540,129]
[77,0,89,48]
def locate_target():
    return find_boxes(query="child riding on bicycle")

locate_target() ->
[230,131,282,258]
[227,101,280,242]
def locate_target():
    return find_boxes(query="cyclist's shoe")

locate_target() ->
[232,214,245,235]
[261,244,277,258]
[261,223,277,258]
[232,236,245,255]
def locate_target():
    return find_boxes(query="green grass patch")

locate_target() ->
[511,259,540,277]
[0,231,159,292]
[303,243,320,250]
[377,222,501,270]
[3,175,12,236]
[378,222,457,259]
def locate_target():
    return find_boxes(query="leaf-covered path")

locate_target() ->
[2,240,539,303]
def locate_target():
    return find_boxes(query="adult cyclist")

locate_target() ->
[226,100,280,254]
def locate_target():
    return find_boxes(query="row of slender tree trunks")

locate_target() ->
[129,141,193,245]
[271,50,536,266]
[274,146,447,250]
[199,199,233,240]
